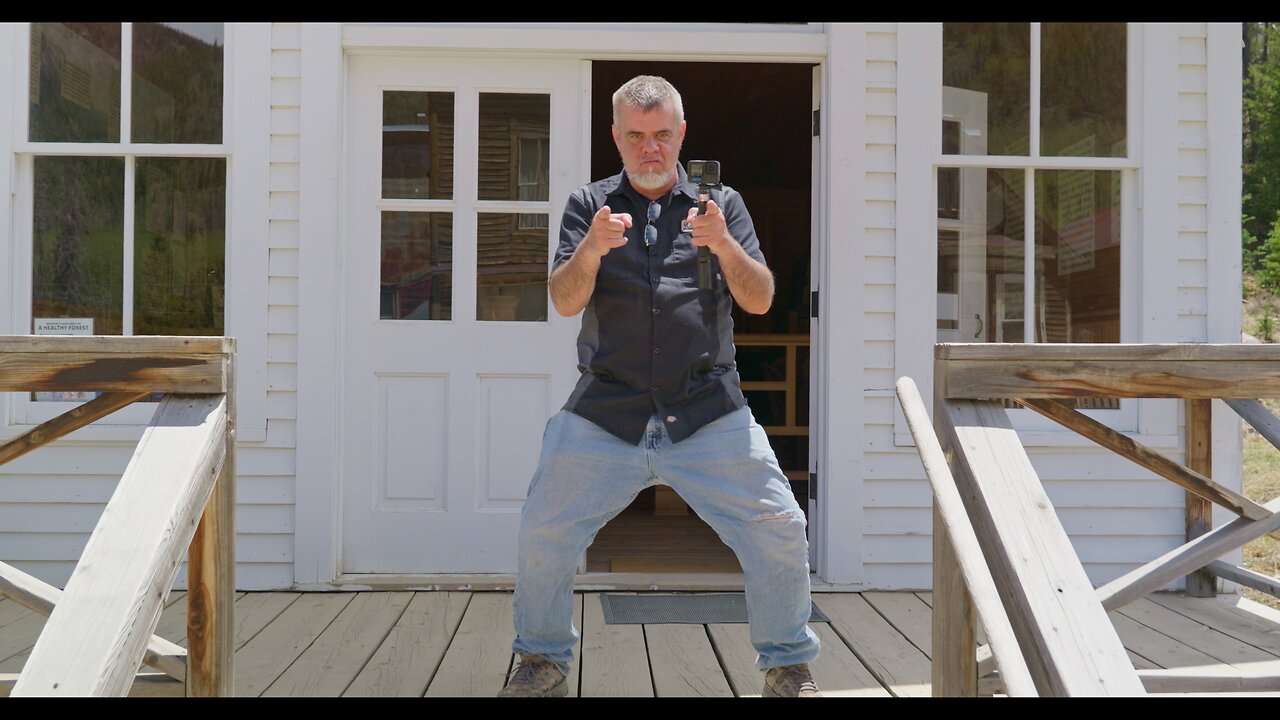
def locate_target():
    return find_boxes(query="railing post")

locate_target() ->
[187,348,236,696]
[932,355,977,695]
[1184,398,1215,597]
[932,508,977,695]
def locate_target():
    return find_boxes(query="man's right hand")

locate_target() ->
[583,205,632,258]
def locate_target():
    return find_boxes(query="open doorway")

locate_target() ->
[584,61,816,574]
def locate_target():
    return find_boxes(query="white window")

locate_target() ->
[895,23,1167,444]
[5,23,269,437]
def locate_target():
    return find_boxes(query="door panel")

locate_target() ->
[342,56,581,574]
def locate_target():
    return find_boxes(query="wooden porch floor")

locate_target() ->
[2,590,1279,697]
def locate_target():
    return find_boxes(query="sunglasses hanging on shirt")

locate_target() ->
[644,201,661,247]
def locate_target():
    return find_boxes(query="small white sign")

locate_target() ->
[34,318,93,335]
[34,318,96,401]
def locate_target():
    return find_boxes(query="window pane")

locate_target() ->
[478,93,550,202]
[936,168,1026,343]
[33,156,124,335]
[1041,23,1126,158]
[942,23,1030,156]
[476,213,548,322]
[1034,170,1121,343]
[134,158,226,335]
[383,91,454,200]
[29,23,121,143]
[382,212,452,320]
[132,23,224,144]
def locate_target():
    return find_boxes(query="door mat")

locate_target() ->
[599,593,828,625]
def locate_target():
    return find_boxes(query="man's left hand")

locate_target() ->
[686,200,734,255]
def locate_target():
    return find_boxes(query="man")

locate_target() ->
[499,75,820,698]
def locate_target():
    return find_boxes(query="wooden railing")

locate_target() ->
[898,343,1280,696]
[0,336,235,697]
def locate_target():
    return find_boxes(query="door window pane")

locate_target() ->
[477,213,548,322]
[29,23,121,143]
[382,212,453,320]
[1034,170,1121,343]
[942,23,1029,156]
[383,91,454,200]
[134,158,226,335]
[478,93,550,202]
[1041,23,1126,158]
[33,156,125,335]
[132,23,224,144]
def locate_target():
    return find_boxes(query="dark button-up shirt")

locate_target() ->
[554,167,767,444]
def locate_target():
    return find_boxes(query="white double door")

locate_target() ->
[341,56,581,574]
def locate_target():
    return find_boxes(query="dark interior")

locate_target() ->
[586,61,817,573]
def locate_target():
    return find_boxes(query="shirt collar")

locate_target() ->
[604,164,701,205]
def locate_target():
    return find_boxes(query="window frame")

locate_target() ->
[894,23,1183,448]
[2,22,270,441]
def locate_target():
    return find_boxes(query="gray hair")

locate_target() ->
[611,75,685,127]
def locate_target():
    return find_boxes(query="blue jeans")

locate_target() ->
[511,406,820,676]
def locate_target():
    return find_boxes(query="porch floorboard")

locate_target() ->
[0,590,1277,697]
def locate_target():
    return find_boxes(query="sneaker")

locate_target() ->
[497,655,568,697]
[762,663,822,697]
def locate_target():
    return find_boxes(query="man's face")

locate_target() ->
[611,101,686,193]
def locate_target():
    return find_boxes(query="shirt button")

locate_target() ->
[666,415,677,423]
[653,347,660,355]
[651,385,659,392]
[652,308,661,316]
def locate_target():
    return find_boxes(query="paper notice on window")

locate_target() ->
[34,318,96,401]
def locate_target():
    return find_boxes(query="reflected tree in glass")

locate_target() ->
[132,23,224,144]
[32,156,125,334]
[134,158,227,335]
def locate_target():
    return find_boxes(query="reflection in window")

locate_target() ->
[29,23,122,143]
[478,93,550,202]
[382,212,453,320]
[132,23,224,144]
[1041,24,1126,157]
[477,213,548,322]
[1034,170,1121,343]
[942,23,1029,156]
[383,91,454,200]
[32,156,125,336]
[134,158,226,335]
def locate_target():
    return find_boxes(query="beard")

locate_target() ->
[628,166,677,191]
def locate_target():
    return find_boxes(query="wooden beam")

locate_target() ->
[1018,399,1269,522]
[936,342,1280,362]
[1205,560,1280,598]
[932,511,978,696]
[187,353,236,697]
[1226,399,1280,453]
[0,352,226,394]
[935,340,1280,402]
[1135,664,1280,693]
[1184,399,1216,596]
[0,561,185,682]
[983,666,1280,694]
[0,392,149,468]
[0,336,233,354]
[1095,496,1280,610]
[11,395,227,697]
[940,399,1144,696]
[896,376,1035,697]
